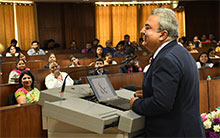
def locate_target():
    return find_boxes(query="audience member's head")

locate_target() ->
[105,52,113,64]
[9,46,17,55]
[31,40,40,50]
[69,55,80,66]
[85,42,92,50]
[193,36,200,44]
[48,39,55,48]
[16,59,26,71]
[188,41,194,50]
[48,53,56,63]
[95,45,104,58]
[70,40,77,49]
[18,70,35,89]
[208,33,215,42]
[18,52,27,62]
[49,62,59,74]
[95,58,104,68]
[105,40,112,48]
[201,34,207,42]
[116,41,125,51]
[10,39,17,47]
[124,34,130,42]
[197,52,212,66]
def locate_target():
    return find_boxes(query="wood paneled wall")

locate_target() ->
[37,1,219,49]
[36,3,96,50]
[182,1,219,41]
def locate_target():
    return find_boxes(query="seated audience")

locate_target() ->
[81,42,95,54]
[44,39,60,50]
[206,33,217,43]
[69,40,77,50]
[207,48,220,59]
[118,34,131,47]
[45,62,74,89]
[95,45,105,58]
[103,40,116,54]
[69,55,82,67]
[89,58,109,76]
[196,52,214,69]
[15,70,40,104]
[18,52,27,63]
[119,55,142,73]
[104,52,117,65]
[6,39,21,52]
[113,42,127,57]
[42,53,57,69]
[8,59,30,83]
[201,34,209,43]
[193,36,201,48]
[188,41,198,53]
[132,41,142,51]
[6,45,19,57]
[27,41,46,56]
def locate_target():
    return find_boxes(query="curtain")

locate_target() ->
[112,6,137,47]
[96,6,112,47]
[174,8,186,38]
[96,4,186,47]
[96,5,137,47]
[16,4,37,50]
[0,3,15,50]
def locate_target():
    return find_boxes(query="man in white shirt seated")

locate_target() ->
[27,41,46,56]
[45,62,74,89]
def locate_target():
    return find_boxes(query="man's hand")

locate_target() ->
[130,97,138,109]
[136,90,143,98]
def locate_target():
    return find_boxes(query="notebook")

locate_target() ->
[87,75,130,111]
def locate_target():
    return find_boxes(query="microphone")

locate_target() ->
[120,55,138,64]
[61,56,137,93]
[60,66,96,93]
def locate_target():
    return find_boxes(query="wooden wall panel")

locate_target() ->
[37,3,64,49]
[209,79,220,111]
[36,3,95,50]
[183,1,219,41]
[199,80,209,114]
[63,3,95,49]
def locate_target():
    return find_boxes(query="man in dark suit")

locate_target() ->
[89,58,109,76]
[130,8,205,137]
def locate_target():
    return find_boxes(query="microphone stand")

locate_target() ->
[61,55,138,93]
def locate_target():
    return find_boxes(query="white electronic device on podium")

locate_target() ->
[39,82,145,137]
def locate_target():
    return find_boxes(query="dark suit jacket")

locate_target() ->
[132,40,205,137]
[88,69,109,76]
